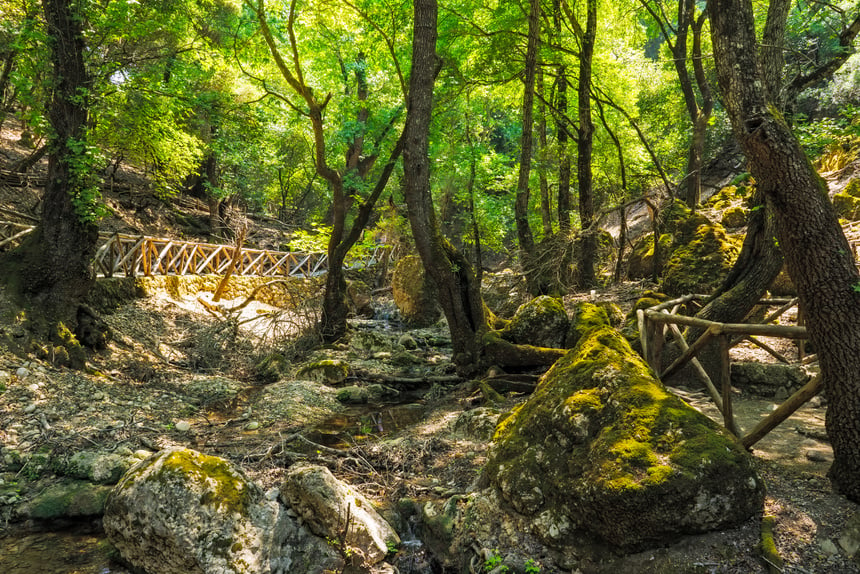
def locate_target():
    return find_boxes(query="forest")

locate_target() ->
[2,0,860,572]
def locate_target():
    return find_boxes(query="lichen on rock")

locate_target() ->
[482,326,764,549]
[104,448,341,574]
[501,296,569,349]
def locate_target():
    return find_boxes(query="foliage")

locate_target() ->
[794,105,860,159]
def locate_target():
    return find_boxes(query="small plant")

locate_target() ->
[483,549,509,573]
[386,539,398,554]
[524,558,541,573]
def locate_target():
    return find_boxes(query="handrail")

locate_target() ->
[0,221,393,279]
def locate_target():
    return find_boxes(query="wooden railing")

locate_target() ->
[0,221,391,279]
[637,295,821,449]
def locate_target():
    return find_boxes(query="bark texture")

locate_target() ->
[710,0,860,501]
[3,0,99,327]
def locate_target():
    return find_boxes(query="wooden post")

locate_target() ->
[720,334,740,437]
[664,322,724,412]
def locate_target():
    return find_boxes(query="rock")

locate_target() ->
[453,408,502,441]
[104,448,341,574]
[839,512,860,560]
[392,255,441,327]
[627,233,673,279]
[348,280,375,318]
[720,205,747,228]
[25,479,112,519]
[174,420,191,432]
[184,376,242,409]
[501,296,569,349]
[16,367,30,378]
[54,450,133,484]
[250,380,342,428]
[398,334,418,350]
[336,384,399,404]
[661,217,740,296]
[296,359,350,385]
[731,362,810,398]
[483,326,764,549]
[805,448,832,463]
[281,463,400,565]
[820,538,841,556]
[245,421,260,431]
[565,302,611,348]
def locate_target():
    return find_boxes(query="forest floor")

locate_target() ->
[1,120,859,573]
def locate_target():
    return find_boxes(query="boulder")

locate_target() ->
[25,479,112,520]
[501,296,569,349]
[104,448,341,574]
[483,326,763,549]
[731,362,811,398]
[281,463,400,565]
[565,302,611,348]
[296,359,350,385]
[662,219,740,296]
[53,449,134,484]
[720,205,748,228]
[392,255,440,327]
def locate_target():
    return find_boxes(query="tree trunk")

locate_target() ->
[2,0,99,329]
[577,0,597,288]
[553,0,572,233]
[403,0,486,373]
[710,0,860,502]
[537,65,553,238]
[515,0,540,293]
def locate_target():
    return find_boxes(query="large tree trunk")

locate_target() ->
[403,0,486,372]
[2,0,98,329]
[710,0,860,502]
[553,0,572,234]
[577,0,597,288]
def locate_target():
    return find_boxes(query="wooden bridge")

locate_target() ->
[0,221,390,279]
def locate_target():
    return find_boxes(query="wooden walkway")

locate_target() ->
[0,221,390,279]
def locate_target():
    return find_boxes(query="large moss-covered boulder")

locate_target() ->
[833,190,860,221]
[661,220,740,296]
[565,302,611,348]
[392,255,440,327]
[501,296,569,349]
[483,327,763,549]
[627,233,672,279]
[104,448,341,574]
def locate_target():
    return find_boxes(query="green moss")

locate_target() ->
[721,206,747,228]
[833,191,860,220]
[502,296,569,348]
[483,326,762,547]
[662,222,740,296]
[845,178,860,198]
[156,450,251,514]
[296,359,349,384]
[566,302,610,348]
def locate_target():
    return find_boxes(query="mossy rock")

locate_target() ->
[501,296,569,349]
[627,234,673,279]
[296,359,350,384]
[833,191,860,221]
[661,222,740,296]
[483,326,763,549]
[347,280,374,318]
[565,302,611,348]
[26,479,112,519]
[720,205,747,228]
[392,255,441,327]
[844,178,860,198]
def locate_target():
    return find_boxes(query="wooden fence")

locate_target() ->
[0,221,391,279]
[637,294,822,449]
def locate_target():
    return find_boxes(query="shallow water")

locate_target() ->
[308,402,429,448]
[0,530,128,574]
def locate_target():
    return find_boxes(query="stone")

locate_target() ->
[720,205,747,228]
[104,448,341,574]
[501,296,569,349]
[392,255,441,327]
[661,217,740,296]
[398,334,418,350]
[174,421,191,432]
[453,408,502,441]
[25,479,112,519]
[55,450,133,484]
[16,367,30,378]
[281,463,400,565]
[245,421,260,431]
[296,359,350,385]
[336,384,398,405]
[482,326,764,549]
[184,376,242,409]
[839,512,860,559]
[820,538,840,556]
[731,362,810,398]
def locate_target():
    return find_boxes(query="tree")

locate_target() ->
[575,0,597,287]
[245,0,405,341]
[1,0,101,337]
[710,0,860,502]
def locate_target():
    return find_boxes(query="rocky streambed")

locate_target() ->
[1,286,859,573]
